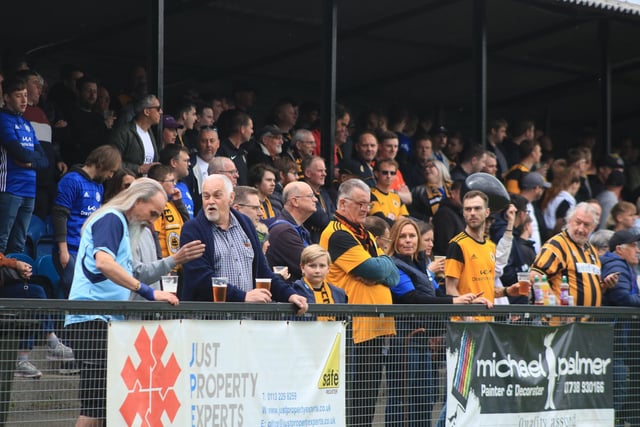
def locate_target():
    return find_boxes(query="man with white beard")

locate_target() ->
[180,174,308,314]
[64,178,189,427]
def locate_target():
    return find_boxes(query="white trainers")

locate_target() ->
[46,342,75,361]
[14,360,42,379]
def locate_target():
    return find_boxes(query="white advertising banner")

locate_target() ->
[107,320,345,427]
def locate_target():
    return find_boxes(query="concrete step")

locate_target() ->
[4,346,80,425]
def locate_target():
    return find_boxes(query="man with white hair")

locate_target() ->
[180,174,308,313]
[64,178,181,427]
[531,202,619,306]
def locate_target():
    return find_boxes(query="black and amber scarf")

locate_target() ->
[334,211,378,257]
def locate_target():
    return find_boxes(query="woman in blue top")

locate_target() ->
[385,217,475,427]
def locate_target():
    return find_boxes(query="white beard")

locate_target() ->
[129,221,147,257]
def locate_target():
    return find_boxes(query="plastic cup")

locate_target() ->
[211,277,228,302]
[273,266,286,275]
[516,272,531,296]
[433,256,445,277]
[161,275,178,294]
[256,278,271,291]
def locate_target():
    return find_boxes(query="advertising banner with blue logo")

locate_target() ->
[107,320,345,427]
[445,322,613,427]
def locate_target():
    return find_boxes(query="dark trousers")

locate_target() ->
[346,336,385,426]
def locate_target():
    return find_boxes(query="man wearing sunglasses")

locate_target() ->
[110,94,162,176]
[369,159,409,225]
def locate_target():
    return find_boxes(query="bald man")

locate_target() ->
[266,181,317,281]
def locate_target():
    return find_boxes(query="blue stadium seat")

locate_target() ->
[26,216,48,258]
[6,253,36,268]
[35,255,62,299]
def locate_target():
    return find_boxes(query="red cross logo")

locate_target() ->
[119,326,181,426]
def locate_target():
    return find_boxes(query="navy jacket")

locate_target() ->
[180,208,297,303]
[292,279,347,304]
[601,251,640,307]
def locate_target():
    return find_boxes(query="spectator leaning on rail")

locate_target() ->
[319,178,398,426]
[384,217,479,426]
[179,174,308,314]
[530,202,618,306]
[291,244,347,308]
[600,229,640,426]
[64,178,179,426]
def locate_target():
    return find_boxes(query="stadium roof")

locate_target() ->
[3,0,640,145]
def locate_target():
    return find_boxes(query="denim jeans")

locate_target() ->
[52,246,76,298]
[0,192,35,254]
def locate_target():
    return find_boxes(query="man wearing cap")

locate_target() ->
[160,115,183,149]
[596,170,626,230]
[589,154,624,198]
[431,125,451,170]
[601,229,640,426]
[520,172,551,253]
[246,125,285,169]
[531,202,618,306]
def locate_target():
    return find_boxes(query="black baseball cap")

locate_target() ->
[609,230,640,252]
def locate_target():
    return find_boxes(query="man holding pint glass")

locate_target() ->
[180,174,308,315]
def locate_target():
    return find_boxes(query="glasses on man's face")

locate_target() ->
[344,197,373,211]
[295,193,316,200]
[237,203,261,212]
[219,169,239,176]
[378,170,397,176]
[162,179,176,184]
[147,106,162,111]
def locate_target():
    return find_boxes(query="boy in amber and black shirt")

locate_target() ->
[292,244,347,310]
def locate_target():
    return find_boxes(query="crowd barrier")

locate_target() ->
[0,299,637,426]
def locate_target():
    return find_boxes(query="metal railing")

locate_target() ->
[0,299,637,426]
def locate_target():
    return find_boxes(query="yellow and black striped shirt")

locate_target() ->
[531,230,602,306]
[504,163,530,194]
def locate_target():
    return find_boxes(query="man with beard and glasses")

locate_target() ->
[52,145,122,296]
[180,174,308,313]
[531,202,619,306]
[64,178,181,427]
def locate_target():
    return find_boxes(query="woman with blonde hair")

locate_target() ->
[384,216,483,426]
[408,159,452,221]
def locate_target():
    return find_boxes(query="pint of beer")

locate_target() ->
[256,278,271,291]
[212,277,228,302]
